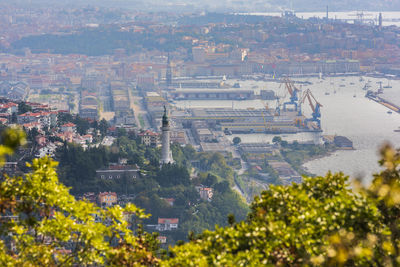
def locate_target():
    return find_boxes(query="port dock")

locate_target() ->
[169,89,255,100]
[365,91,400,113]
[174,108,321,134]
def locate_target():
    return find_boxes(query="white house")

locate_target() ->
[156,218,179,231]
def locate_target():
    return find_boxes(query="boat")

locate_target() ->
[334,136,354,150]
[224,128,233,135]
[233,83,241,88]
[377,82,384,94]
[362,82,371,90]
[383,81,392,88]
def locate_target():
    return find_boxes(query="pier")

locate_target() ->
[170,89,255,100]
[365,91,400,113]
[174,108,320,134]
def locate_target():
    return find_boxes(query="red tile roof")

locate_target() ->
[138,130,159,136]
[98,192,117,198]
[62,122,76,127]
[158,218,179,224]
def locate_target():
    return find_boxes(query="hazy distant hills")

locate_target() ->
[3,0,400,12]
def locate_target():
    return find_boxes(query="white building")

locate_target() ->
[156,218,179,231]
[196,186,214,202]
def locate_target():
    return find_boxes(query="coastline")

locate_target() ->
[299,150,335,176]
[300,146,355,175]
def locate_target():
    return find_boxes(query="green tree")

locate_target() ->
[26,127,39,142]
[11,112,17,123]
[272,136,282,144]
[156,164,190,187]
[99,118,109,136]
[0,127,159,266]
[7,127,400,266]
[165,171,379,266]
[165,143,400,266]
[117,127,127,137]
[17,102,32,114]
[323,144,400,266]
[74,116,90,135]
[203,173,218,187]
[57,112,74,126]
[233,136,241,145]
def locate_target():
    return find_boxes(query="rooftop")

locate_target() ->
[62,122,76,127]
[158,218,179,224]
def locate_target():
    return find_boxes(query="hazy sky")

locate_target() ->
[2,0,400,12]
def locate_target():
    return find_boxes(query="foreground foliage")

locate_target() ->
[0,128,158,266]
[165,144,400,266]
[2,127,400,266]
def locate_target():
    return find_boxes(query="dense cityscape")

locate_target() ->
[1,1,400,265]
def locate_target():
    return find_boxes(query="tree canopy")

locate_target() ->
[0,127,158,266]
[2,127,400,266]
[165,143,400,266]
[233,136,241,145]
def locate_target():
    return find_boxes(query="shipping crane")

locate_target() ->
[261,109,268,132]
[301,89,323,128]
[275,98,282,116]
[260,101,270,132]
[377,81,383,94]
[282,78,301,112]
[348,11,374,25]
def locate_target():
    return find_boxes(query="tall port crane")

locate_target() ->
[377,81,383,94]
[282,78,301,112]
[301,89,323,128]
[260,101,271,132]
[348,11,374,25]
[275,98,282,116]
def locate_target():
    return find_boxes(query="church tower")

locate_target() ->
[160,106,174,165]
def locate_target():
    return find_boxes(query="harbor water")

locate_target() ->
[303,76,400,182]
[173,76,400,183]
[241,11,400,27]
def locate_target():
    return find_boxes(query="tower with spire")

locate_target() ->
[160,106,174,165]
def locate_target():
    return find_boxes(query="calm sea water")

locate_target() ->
[303,77,400,182]
[241,11,400,27]
[174,76,400,182]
